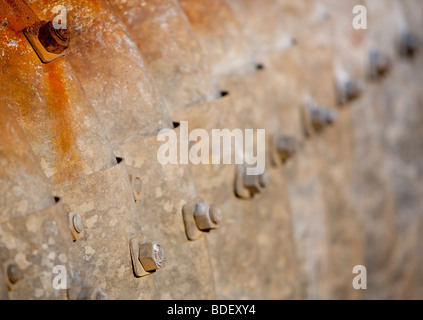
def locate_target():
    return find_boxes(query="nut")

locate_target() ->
[276,136,297,163]
[7,263,22,285]
[400,32,421,57]
[369,51,391,78]
[69,211,84,241]
[139,242,165,272]
[258,172,269,188]
[344,79,363,102]
[38,21,70,54]
[311,106,337,131]
[194,203,221,230]
[72,214,84,234]
[243,172,263,196]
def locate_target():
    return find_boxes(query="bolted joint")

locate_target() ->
[243,172,263,196]
[369,50,392,79]
[6,263,22,285]
[69,211,85,241]
[235,164,268,199]
[311,106,338,132]
[344,79,363,102]
[194,203,222,231]
[399,32,421,58]
[276,136,297,163]
[138,241,165,272]
[38,21,70,54]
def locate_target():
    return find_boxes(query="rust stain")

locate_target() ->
[44,61,84,184]
[0,0,40,32]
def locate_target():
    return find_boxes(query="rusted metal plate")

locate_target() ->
[109,0,218,111]
[115,135,216,300]
[0,104,55,221]
[0,13,156,299]
[177,0,300,299]
[53,161,155,300]
[0,0,39,32]
[0,200,77,300]
[27,0,171,145]
[0,28,116,185]
[171,95,265,299]
[179,0,254,77]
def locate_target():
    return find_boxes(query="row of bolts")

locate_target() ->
[3,17,421,297]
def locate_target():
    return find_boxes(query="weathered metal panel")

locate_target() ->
[0,200,77,300]
[53,160,155,300]
[0,105,55,220]
[178,0,300,299]
[115,135,217,300]
[178,0,254,77]
[109,0,218,110]
[27,0,171,146]
[0,107,78,300]
[0,30,116,184]
[0,9,155,298]
[27,0,218,300]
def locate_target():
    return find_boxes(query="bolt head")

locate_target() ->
[194,203,221,230]
[258,172,269,188]
[345,79,363,101]
[323,108,338,125]
[96,290,109,300]
[276,136,297,162]
[400,33,421,57]
[243,172,262,195]
[139,241,165,272]
[72,214,84,234]
[370,51,391,77]
[38,21,70,54]
[209,205,222,224]
[7,263,22,285]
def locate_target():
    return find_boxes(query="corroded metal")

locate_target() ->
[0,200,78,299]
[179,0,255,77]
[38,20,70,54]
[115,135,216,299]
[0,105,55,221]
[0,33,116,185]
[178,0,300,299]
[109,0,218,111]
[27,0,171,146]
[52,160,155,300]
[1,0,422,301]
[0,10,155,299]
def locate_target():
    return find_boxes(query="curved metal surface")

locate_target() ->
[109,0,218,110]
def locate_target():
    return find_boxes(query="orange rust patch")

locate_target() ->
[44,61,84,184]
[0,0,40,32]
